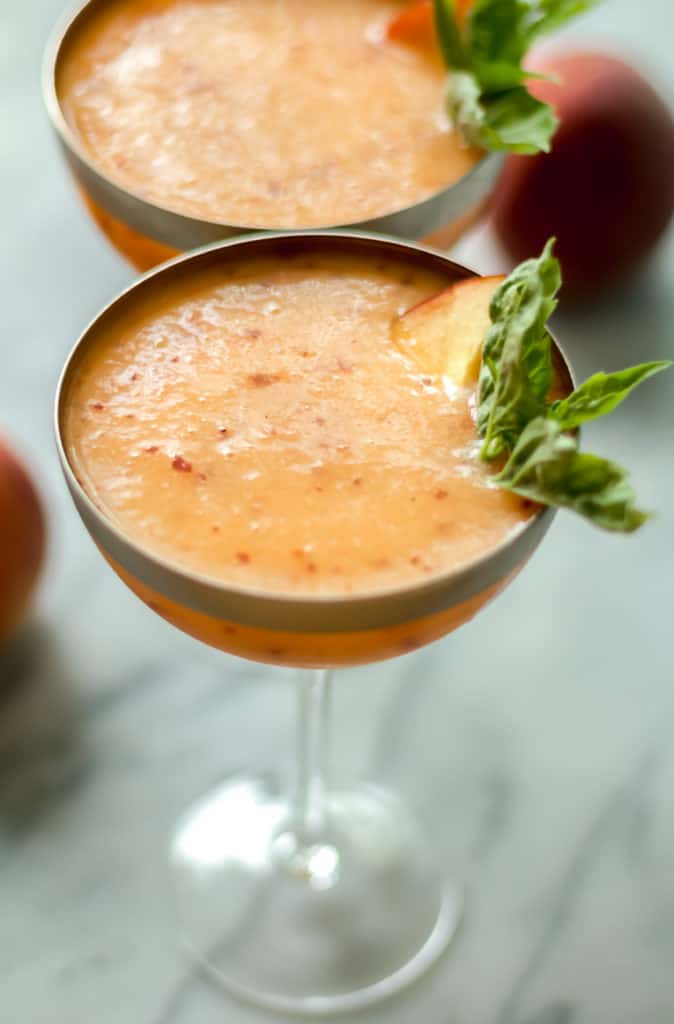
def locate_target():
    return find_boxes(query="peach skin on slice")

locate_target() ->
[386,0,472,48]
[392,275,504,387]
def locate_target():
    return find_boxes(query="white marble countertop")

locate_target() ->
[1,1,674,1022]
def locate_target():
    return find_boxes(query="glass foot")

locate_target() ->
[169,774,463,1015]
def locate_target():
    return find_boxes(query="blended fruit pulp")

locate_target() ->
[57,0,480,228]
[64,252,533,598]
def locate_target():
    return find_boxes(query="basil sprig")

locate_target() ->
[477,240,670,532]
[494,418,649,532]
[478,238,559,459]
[433,0,599,154]
[548,363,669,430]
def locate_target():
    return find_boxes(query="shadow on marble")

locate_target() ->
[0,620,89,835]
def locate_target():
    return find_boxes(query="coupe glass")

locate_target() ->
[43,0,503,271]
[55,232,571,1015]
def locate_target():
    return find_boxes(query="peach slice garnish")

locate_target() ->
[392,275,504,387]
[386,0,472,49]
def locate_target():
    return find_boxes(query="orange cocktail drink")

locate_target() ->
[62,246,535,665]
[47,0,487,268]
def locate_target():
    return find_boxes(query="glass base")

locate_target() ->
[169,775,463,1015]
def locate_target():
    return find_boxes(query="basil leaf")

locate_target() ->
[481,86,558,153]
[526,0,601,40]
[469,0,599,60]
[434,0,598,153]
[465,238,668,531]
[446,71,487,146]
[469,239,669,530]
[549,361,671,430]
[478,238,560,458]
[495,417,649,532]
[450,77,558,153]
[468,0,531,91]
[433,0,469,69]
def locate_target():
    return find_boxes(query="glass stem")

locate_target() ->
[294,668,333,846]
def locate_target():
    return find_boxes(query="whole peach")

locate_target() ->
[0,438,46,645]
[491,52,674,301]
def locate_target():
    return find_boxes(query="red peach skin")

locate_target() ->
[0,438,46,645]
[491,52,674,302]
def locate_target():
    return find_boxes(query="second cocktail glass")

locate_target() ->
[55,231,571,1014]
[43,0,501,270]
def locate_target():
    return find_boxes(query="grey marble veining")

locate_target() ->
[2,1,674,1022]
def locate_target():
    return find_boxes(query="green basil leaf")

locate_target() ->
[526,0,601,41]
[549,361,671,430]
[446,71,487,146]
[495,417,649,532]
[478,238,560,458]
[438,0,598,153]
[433,0,469,70]
[481,86,558,153]
[471,61,530,93]
[468,0,530,91]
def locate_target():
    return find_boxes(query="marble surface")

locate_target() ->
[2,1,674,1022]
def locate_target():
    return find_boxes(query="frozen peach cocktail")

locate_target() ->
[56,230,664,1014]
[46,0,596,268]
[57,0,480,229]
[61,240,544,666]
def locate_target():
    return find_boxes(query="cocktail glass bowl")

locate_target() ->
[43,0,503,271]
[55,232,571,1015]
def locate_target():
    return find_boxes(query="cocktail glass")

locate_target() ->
[55,232,571,1015]
[43,0,502,271]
